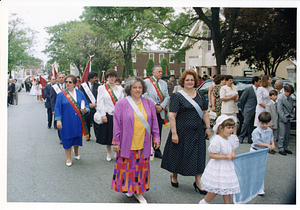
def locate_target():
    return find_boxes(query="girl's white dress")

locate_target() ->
[201,134,240,195]
[36,84,42,96]
[30,81,37,95]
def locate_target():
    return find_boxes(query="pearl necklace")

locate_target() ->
[185,89,195,96]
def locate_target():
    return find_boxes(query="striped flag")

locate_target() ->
[101,71,105,83]
[165,66,168,76]
[80,58,91,85]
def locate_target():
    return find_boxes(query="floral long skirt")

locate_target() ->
[111,149,150,194]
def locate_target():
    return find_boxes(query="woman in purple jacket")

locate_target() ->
[111,76,160,204]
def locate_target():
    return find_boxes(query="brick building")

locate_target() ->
[114,50,186,78]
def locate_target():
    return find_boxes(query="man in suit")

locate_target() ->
[13,79,21,105]
[79,71,100,141]
[8,79,16,105]
[144,65,170,158]
[50,73,65,143]
[277,84,295,155]
[44,76,56,129]
[274,80,284,98]
[239,76,261,143]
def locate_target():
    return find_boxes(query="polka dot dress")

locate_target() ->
[161,91,208,176]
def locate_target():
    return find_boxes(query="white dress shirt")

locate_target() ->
[97,84,124,116]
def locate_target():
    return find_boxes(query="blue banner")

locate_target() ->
[233,148,269,204]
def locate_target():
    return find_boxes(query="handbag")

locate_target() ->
[208,107,217,119]
[93,111,103,124]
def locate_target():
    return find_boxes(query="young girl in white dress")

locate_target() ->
[35,80,43,103]
[199,115,240,204]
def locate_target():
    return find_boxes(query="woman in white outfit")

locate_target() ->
[30,79,37,96]
[254,75,273,127]
[96,69,124,161]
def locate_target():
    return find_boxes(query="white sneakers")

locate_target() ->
[199,199,209,204]
[126,193,147,204]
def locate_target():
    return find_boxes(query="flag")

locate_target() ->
[39,75,47,100]
[101,71,105,83]
[53,66,57,77]
[80,58,91,85]
[165,66,168,76]
[232,148,269,204]
[50,67,53,77]
[136,70,139,76]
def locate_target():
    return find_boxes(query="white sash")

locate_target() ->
[81,82,96,104]
[126,96,150,135]
[179,90,203,119]
[52,84,61,94]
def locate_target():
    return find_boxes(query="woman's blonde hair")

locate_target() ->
[261,75,270,87]
[216,118,235,134]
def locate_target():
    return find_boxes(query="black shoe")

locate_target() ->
[284,149,292,154]
[268,150,276,155]
[239,139,243,144]
[154,149,163,159]
[279,151,286,156]
[248,141,253,144]
[170,175,178,188]
[47,127,51,129]
[86,138,90,141]
[193,182,207,195]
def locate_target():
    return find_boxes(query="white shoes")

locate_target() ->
[75,155,80,160]
[199,199,209,204]
[134,194,147,204]
[106,153,112,161]
[126,193,134,198]
[66,162,72,167]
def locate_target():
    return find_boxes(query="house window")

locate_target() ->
[207,40,211,51]
[169,54,174,63]
[182,56,185,63]
[149,53,154,62]
[134,69,137,76]
[170,70,175,75]
[180,68,185,75]
[132,54,136,63]
[159,53,164,63]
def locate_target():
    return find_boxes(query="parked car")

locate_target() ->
[196,77,296,134]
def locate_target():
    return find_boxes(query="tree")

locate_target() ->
[80,7,161,77]
[227,8,296,76]
[146,58,155,76]
[122,59,134,78]
[8,13,39,77]
[160,57,170,76]
[44,21,120,76]
[151,7,239,74]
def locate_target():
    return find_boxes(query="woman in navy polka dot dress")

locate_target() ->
[161,69,211,194]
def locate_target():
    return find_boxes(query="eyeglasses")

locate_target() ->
[65,81,73,84]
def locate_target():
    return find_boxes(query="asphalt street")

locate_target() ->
[5,89,297,209]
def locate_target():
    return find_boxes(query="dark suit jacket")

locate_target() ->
[79,82,99,104]
[50,83,63,112]
[239,85,257,116]
[79,82,99,116]
[44,83,52,109]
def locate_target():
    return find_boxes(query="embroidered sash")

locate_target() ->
[126,96,151,135]
[61,89,89,140]
[81,82,96,104]
[179,90,203,119]
[105,83,118,106]
[52,84,61,94]
[149,76,169,124]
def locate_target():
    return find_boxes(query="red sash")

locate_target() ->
[104,83,118,106]
[61,89,89,140]
[149,77,169,124]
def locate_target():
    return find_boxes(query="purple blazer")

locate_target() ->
[112,97,160,158]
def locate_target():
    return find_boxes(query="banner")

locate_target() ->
[80,58,91,85]
[39,76,47,100]
[233,148,269,204]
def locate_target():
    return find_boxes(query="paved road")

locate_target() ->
[5,89,297,208]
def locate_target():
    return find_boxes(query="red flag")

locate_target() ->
[53,66,58,77]
[39,76,47,100]
[136,70,139,76]
[50,67,53,77]
[101,71,105,83]
[39,76,47,88]
[80,59,91,85]
[165,66,168,76]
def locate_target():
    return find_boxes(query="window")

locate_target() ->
[207,40,211,51]
[182,56,185,63]
[149,53,154,62]
[170,70,175,75]
[169,54,174,63]
[132,54,136,63]
[180,68,185,75]
[159,53,164,63]
[134,69,137,76]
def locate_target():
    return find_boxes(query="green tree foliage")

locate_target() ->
[43,21,119,76]
[151,7,239,73]
[8,13,39,76]
[80,7,161,77]
[227,8,296,76]
[160,57,170,76]
[146,58,155,76]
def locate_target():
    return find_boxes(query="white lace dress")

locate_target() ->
[200,134,240,195]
